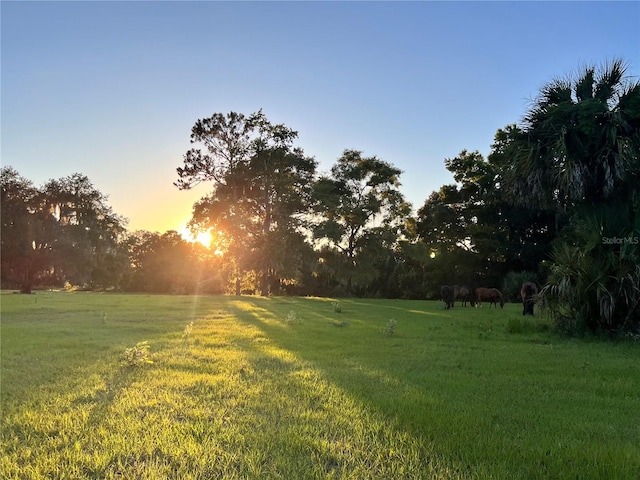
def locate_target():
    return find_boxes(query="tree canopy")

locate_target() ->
[176,110,317,295]
[1,168,128,293]
[311,149,412,295]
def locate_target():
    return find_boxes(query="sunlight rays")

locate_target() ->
[179,226,212,248]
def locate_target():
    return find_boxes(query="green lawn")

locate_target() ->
[1,292,639,479]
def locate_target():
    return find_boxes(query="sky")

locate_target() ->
[2,1,639,235]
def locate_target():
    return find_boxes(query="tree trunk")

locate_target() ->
[260,273,269,297]
[260,189,272,297]
[20,269,33,294]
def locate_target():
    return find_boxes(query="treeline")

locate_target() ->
[0,170,222,295]
[2,60,639,334]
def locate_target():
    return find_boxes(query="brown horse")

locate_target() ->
[520,282,538,315]
[475,287,505,308]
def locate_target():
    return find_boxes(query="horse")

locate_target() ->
[440,285,459,310]
[455,285,475,307]
[475,287,505,308]
[520,282,538,315]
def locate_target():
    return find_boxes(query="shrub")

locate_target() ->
[182,321,194,338]
[543,211,640,335]
[121,341,153,367]
[285,310,301,324]
[382,318,397,336]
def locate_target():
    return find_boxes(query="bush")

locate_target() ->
[543,212,640,335]
[382,318,398,336]
[332,301,342,313]
[285,310,301,324]
[182,321,194,339]
[121,341,153,367]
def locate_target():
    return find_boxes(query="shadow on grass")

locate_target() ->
[218,296,640,479]
[222,297,477,478]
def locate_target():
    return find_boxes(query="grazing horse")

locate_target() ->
[475,287,505,308]
[456,285,475,307]
[521,282,538,315]
[440,285,459,309]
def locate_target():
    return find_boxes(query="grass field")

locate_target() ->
[1,292,639,479]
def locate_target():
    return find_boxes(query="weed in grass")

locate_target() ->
[331,300,347,326]
[182,321,194,338]
[382,318,398,336]
[507,316,551,334]
[285,310,301,325]
[332,300,342,313]
[330,319,348,327]
[507,317,525,334]
[121,341,153,367]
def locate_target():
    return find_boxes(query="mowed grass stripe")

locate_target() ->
[1,292,639,479]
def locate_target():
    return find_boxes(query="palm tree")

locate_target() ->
[506,60,640,334]
[508,59,640,212]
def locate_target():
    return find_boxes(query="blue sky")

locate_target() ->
[2,1,639,234]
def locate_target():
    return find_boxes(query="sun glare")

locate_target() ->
[180,227,212,248]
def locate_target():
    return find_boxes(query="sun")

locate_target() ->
[180,227,212,248]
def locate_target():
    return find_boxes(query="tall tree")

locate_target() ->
[1,168,127,292]
[416,146,557,294]
[311,149,411,295]
[42,173,128,288]
[0,167,55,293]
[486,131,560,273]
[176,110,317,295]
[504,60,640,333]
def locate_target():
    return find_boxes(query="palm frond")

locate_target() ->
[576,67,595,102]
[594,59,626,103]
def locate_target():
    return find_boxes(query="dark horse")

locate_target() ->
[521,282,538,315]
[475,287,505,308]
[456,285,475,307]
[440,285,458,309]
